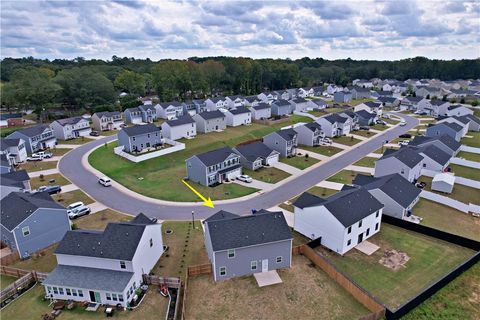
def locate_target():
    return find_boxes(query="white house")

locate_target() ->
[316,113,351,137]
[293,188,384,255]
[289,97,310,112]
[444,105,474,117]
[50,117,92,140]
[225,96,245,109]
[225,106,252,127]
[257,92,278,103]
[155,102,184,120]
[92,111,124,132]
[43,214,164,308]
[307,99,328,110]
[249,103,271,120]
[161,115,197,140]
[354,101,383,115]
[205,97,228,111]
[0,138,27,164]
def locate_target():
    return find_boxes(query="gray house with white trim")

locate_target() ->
[0,192,70,259]
[233,141,280,170]
[203,210,292,281]
[426,122,464,141]
[161,115,196,140]
[294,122,325,147]
[263,128,298,157]
[271,100,292,117]
[117,124,162,153]
[7,124,57,154]
[374,147,424,182]
[249,103,271,120]
[50,117,92,140]
[192,111,226,133]
[408,135,460,157]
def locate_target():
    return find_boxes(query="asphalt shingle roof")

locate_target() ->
[194,147,237,166]
[205,211,292,251]
[121,123,160,137]
[252,103,271,110]
[197,110,225,120]
[165,115,195,127]
[379,147,424,168]
[323,113,348,124]
[95,111,121,118]
[11,124,50,138]
[273,99,291,107]
[204,210,240,223]
[234,141,277,162]
[355,110,376,120]
[303,122,322,132]
[229,106,251,115]
[55,117,85,126]
[0,138,22,151]
[416,145,451,166]
[275,128,297,141]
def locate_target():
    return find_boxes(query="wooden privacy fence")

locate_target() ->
[1,271,37,304]
[301,245,386,320]
[0,251,20,266]
[187,263,212,276]
[292,245,302,255]
[142,275,181,288]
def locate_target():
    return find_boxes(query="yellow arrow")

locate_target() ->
[182,180,215,208]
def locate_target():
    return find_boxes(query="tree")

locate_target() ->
[200,60,225,95]
[151,61,192,100]
[114,70,145,96]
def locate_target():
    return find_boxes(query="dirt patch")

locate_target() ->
[379,249,410,271]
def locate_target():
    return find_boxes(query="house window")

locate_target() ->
[106,293,111,301]
[401,169,405,174]
[118,294,124,302]
[276,256,283,263]
[72,289,77,297]
[227,249,235,259]
[112,293,118,301]
[376,211,379,218]
[47,286,52,293]
[347,239,351,246]
[150,238,153,247]
[53,287,58,294]
[58,288,64,295]
[120,261,126,269]
[366,228,370,236]
[147,134,150,138]
[22,226,30,236]
[251,261,257,270]
[78,290,84,297]
[358,220,363,228]
[133,137,136,141]
[219,267,226,276]
[375,223,379,231]
[347,226,352,234]
[66,288,71,296]
[423,163,426,168]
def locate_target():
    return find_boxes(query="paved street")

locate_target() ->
[58,114,418,220]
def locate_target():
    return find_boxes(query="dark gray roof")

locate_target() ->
[95,111,121,118]
[165,115,195,127]
[1,192,64,231]
[429,122,463,133]
[197,110,225,120]
[311,99,327,106]
[324,113,348,124]
[353,174,421,208]
[0,138,22,151]
[158,101,183,108]
[378,97,398,103]
[273,99,291,107]
[194,147,237,166]
[352,86,370,93]
[448,116,471,125]
[275,128,297,141]
[55,117,85,126]
[363,101,382,108]
[303,122,322,132]
[355,110,376,120]
[204,210,240,223]
[10,124,50,138]
[234,141,277,162]
[463,114,480,125]
[229,106,251,115]
[291,97,308,103]
[121,123,160,137]
[252,103,271,110]
[416,145,451,166]
[0,154,10,168]
[0,170,29,189]
[403,96,424,103]
[379,147,424,168]
[205,211,292,251]
[294,188,383,227]
[129,213,157,225]
[245,96,260,103]
[139,104,156,111]
[55,220,152,260]
[125,107,141,113]
[43,265,134,293]
[430,100,448,106]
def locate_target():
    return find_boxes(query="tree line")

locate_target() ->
[1,56,479,113]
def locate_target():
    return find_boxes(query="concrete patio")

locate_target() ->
[254,270,283,287]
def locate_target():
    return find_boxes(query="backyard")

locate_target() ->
[316,224,475,310]
[332,135,362,146]
[184,255,370,320]
[413,199,480,241]
[243,167,291,184]
[53,189,95,205]
[280,154,319,170]
[60,137,94,145]
[461,132,480,148]
[457,151,480,162]
[417,176,480,206]
[88,116,312,202]
[30,173,70,189]
[449,164,480,180]
[1,274,16,290]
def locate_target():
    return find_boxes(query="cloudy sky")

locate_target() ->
[1,0,479,61]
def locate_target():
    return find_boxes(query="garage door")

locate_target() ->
[266,154,279,165]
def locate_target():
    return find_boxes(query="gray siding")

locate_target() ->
[426,126,461,142]
[368,189,406,219]
[213,239,292,281]
[118,131,162,153]
[186,156,208,186]
[1,224,17,252]
[271,104,291,117]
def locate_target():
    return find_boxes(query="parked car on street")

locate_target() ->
[98,177,112,187]
[376,120,387,125]
[399,121,406,126]
[37,185,62,194]
[237,175,253,183]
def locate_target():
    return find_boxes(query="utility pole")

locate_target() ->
[191,210,195,229]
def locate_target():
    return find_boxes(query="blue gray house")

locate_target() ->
[203,210,292,281]
[334,91,352,103]
[355,110,377,126]
[263,128,298,157]
[408,135,460,157]
[117,124,162,153]
[233,141,280,170]
[426,122,464,142]
[0,192,70,258]
[1,170,30,199]
[124,107,143,125]
[271,100,292,117]
[186,147,242,186]
[7,124,57,154]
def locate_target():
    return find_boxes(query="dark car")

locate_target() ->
[399,134,412,138]
[359,126,370,131]
[37,185,62,195]
[415,182,427,189]
[90,131,100,137]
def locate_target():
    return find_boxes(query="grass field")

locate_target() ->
[461,132,480,148]
[317,224,475,310]
[53,189,94,205]
[18,161,57,172]
[326,170,360,184]
[403,262,480,320]
[30,173,70,189]
[100,130,119,136]
[353,130,377,137]
[457,151,480,162]
[243,167,291,184]
[413,199,480,241]
[417,176,479,206]
[1,275,17,290]
[280,154,319,170]
[449,164,480,180]
[332,135,362,146]
[300,145,344,157]
[0,125,31,137]
[89,117,311,202]
[370,124,388,131]
[184,255,369,320]
[353,157,377,168]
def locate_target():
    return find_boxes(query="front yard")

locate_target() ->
[370,124,388,131]
[326,170,360,184]
[449,164,480,180]
[88,117,310,202]
[53,189,95,205]
[243,166,291,184]
[18,161,57,173]
[300,145,344,157]
[280,154,319,170]
[184,255,370,320]
[30,173,70,189]
[317,224,475,310]
[353,157,377,168]
[353,130,377,137]
[412,199,480,241]
[461,132,480,148]
[50,148,71,156]
[60,137,94,145]
[332,135,362,146]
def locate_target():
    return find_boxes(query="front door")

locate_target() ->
[89,291,100,303]
[261,259,268,272]
[357,233,364,244]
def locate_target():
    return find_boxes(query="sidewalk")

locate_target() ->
[345,165,374,174]
[28,168,59,177]
[60,184,79,193]
[316,180,344,190]
[56,144,83,149]
[271,162,302,175]
[233,179,274,191]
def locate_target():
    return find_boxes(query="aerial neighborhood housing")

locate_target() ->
[316,113,352,137]
[375,148,424,182]
[249,103,272,120]
[43,214,163,307]
[263,128,298,157]
[1,137,27,164]
[50,117,92,140]
[155,101,184,120]
[160,115,196,140]
[294,122,325,147]
[225,106,252,127]
[117,124,162,153]
[92,111,124,132]
[0,170,30,199]
[271,100,292,117]
[203,210,292,281]
[7,124,57,154]
[233,141,280,170]
[426,122,465,142]
[192,110,226,133]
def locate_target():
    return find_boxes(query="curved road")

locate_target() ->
[59,114,418,220]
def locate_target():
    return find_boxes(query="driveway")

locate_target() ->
[58,114,418,220]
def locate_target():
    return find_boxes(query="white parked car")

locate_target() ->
[237,175,253,183]
[26,154,43,161]
[98,177,112,187]
[399,140,409,146]
[33,151,53,158]
[67,202,91,219]
[321,137,332,144]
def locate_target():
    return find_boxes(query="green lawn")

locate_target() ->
[89,118,311,202]
[461,132,480,148]
[75,209,132,230]
[332,135,362,146]
[280,155,319,170]
[403,262,480,320]
[60,137,95,145]
[243,167,290,184]
[384,117,400,125]
[353,130,376,137]
[326,170,360,184]
[279,187,339,213]
[370,124,388,131]
[413,199,480,241]
[300,145,344,157]
[30,173,70,189]
[10,244,58,272]
[0,125,31,137]
[18,161,58,173]
[53,189,95,206]
[417,176,479,206]
[353,157,377,168]
[457,151,480,162]
[318,224,475,310]
[1,274,17,290]
[50,148,71,156]
[449,164,480,180]
[100,130,119,136]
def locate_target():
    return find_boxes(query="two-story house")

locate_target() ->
[0,170,30,199]
[426,122,464,142]
[233,141,280,170]
[243,96,261,108]
[374,148,424,182]
[408,135,460,157]
[257,92,278,103]
[271,100,292,117]
[1,191,70,259]
[350,87,371,99]
[225,106,252,127]
[161,115,196,140]
[117,124,162,153]
[124,107,143,125]
[0,138,27,163]
[249,103,271,120]
[7,124,57,154]
[289,97,309,112]
[186,147,242,186]
[192,111,227,133]
[293,187,384,255]
[354,101,383,115]
[263,128,298,157]
[50,117,92,140]
[204,210,292,281]
[138,104,158,123]
[444,104,474,117]
[334,91,352,103]
[316,113,351,137]
[92,111,124,132]
[307,99,328,110]
[155,102,184,120]
[225,95,245,109]
[43,214,163,307]
[205,97,228,111]
[294,122,325,147]
[355,110,377,126]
